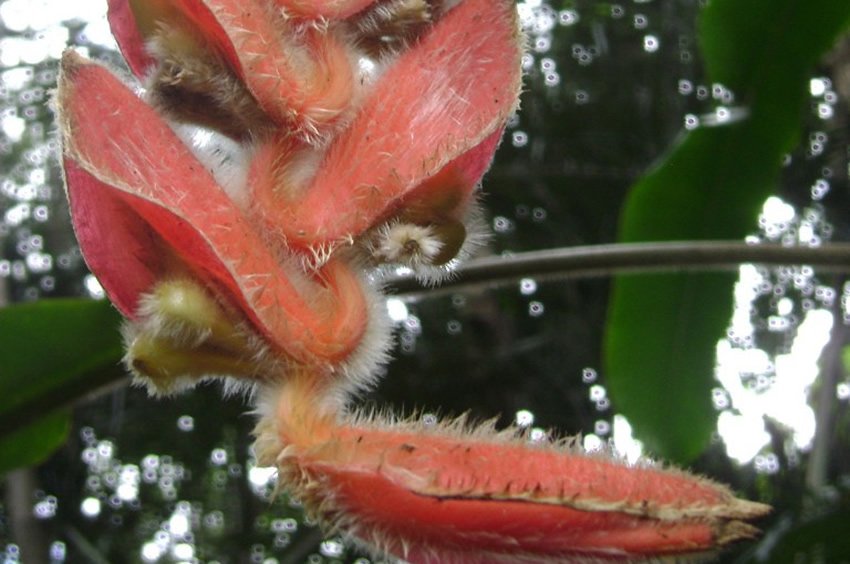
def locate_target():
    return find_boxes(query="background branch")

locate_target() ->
[387,240,850,297]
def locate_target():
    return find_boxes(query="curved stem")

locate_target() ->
[386,241,850,296]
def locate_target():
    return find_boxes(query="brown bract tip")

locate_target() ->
[55,50,90,154]
[715,519,764,545]
[725,497,772,519]
[59,48,90,79]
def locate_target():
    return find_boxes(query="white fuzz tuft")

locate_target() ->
[409,201,490,286]
[368,200,491,286]
[326,273,395,407]
[372,222,444,265]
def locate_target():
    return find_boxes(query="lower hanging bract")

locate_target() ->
[252,373,770,564]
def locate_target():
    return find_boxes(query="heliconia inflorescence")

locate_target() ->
[56,0,770,561]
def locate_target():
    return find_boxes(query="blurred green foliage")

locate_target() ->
[605,0,850,462]
[0,299,123,472]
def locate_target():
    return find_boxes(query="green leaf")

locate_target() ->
[605,0,850,462]
[0,299,126,468]
[0,411,71,474]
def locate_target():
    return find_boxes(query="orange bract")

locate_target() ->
[258,372,769,562]
[58,53,368,365]
[253,0,522,248]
